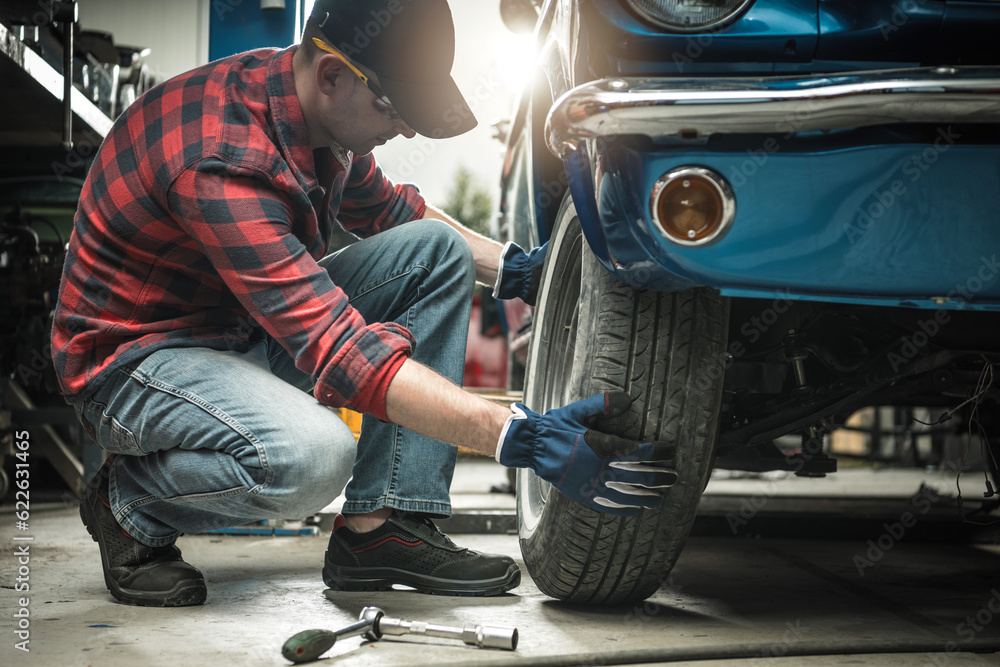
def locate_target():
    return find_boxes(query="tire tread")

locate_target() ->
[520,203,729,605]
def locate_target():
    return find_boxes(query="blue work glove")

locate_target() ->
[493,241,548,306]
[496,392,677,516]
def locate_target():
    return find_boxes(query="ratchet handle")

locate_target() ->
[281,629,337,664]
[282,615,376,663]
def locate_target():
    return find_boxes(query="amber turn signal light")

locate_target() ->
[650,167,735,246]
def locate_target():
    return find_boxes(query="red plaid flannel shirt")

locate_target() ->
[52,46,426,421]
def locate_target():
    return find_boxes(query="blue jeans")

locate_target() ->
[71,220,473,547]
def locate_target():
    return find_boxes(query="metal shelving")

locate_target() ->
[1,20,112,496]
[0,20,113,149]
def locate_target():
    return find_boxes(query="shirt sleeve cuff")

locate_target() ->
[314,322,415,420]
[348,349,409,422]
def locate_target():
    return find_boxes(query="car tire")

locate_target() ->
[517,195,729,605]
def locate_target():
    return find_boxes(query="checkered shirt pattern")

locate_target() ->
[52,46,426,421]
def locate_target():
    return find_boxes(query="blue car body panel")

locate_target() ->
[582,0,821,73]
[541,0,1000,313]
[566,136,1000,311]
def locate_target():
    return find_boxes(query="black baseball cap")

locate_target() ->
[309,0,476,138]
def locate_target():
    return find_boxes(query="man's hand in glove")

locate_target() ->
[493,241,547,306]
[495,391,677,516]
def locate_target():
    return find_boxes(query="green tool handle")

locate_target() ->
[281,608,382,663]
[281,629,338,663]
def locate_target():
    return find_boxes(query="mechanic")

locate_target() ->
[51,0,672,607]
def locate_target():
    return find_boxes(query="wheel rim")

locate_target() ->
[518,204,583,535]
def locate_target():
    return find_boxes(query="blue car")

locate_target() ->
[494,0,1000,605]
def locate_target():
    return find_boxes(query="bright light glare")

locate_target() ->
[301,0,316,40]
[493,33,537,96]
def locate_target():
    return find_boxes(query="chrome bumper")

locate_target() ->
[545,67,1000,158]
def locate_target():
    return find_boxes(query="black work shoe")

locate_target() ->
[80,461,207,607]
[323,513,521,596]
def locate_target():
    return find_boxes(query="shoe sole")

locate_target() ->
[80,498,207,607]
[322,563,521,597]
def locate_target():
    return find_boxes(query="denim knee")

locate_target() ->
[412,218,475,289]
[266,423,356,518]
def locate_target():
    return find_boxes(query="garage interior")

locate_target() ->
[3,1,1000,666]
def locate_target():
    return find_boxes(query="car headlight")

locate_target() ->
[624,0,754,32]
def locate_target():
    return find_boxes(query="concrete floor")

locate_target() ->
[3,459,1000,666]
